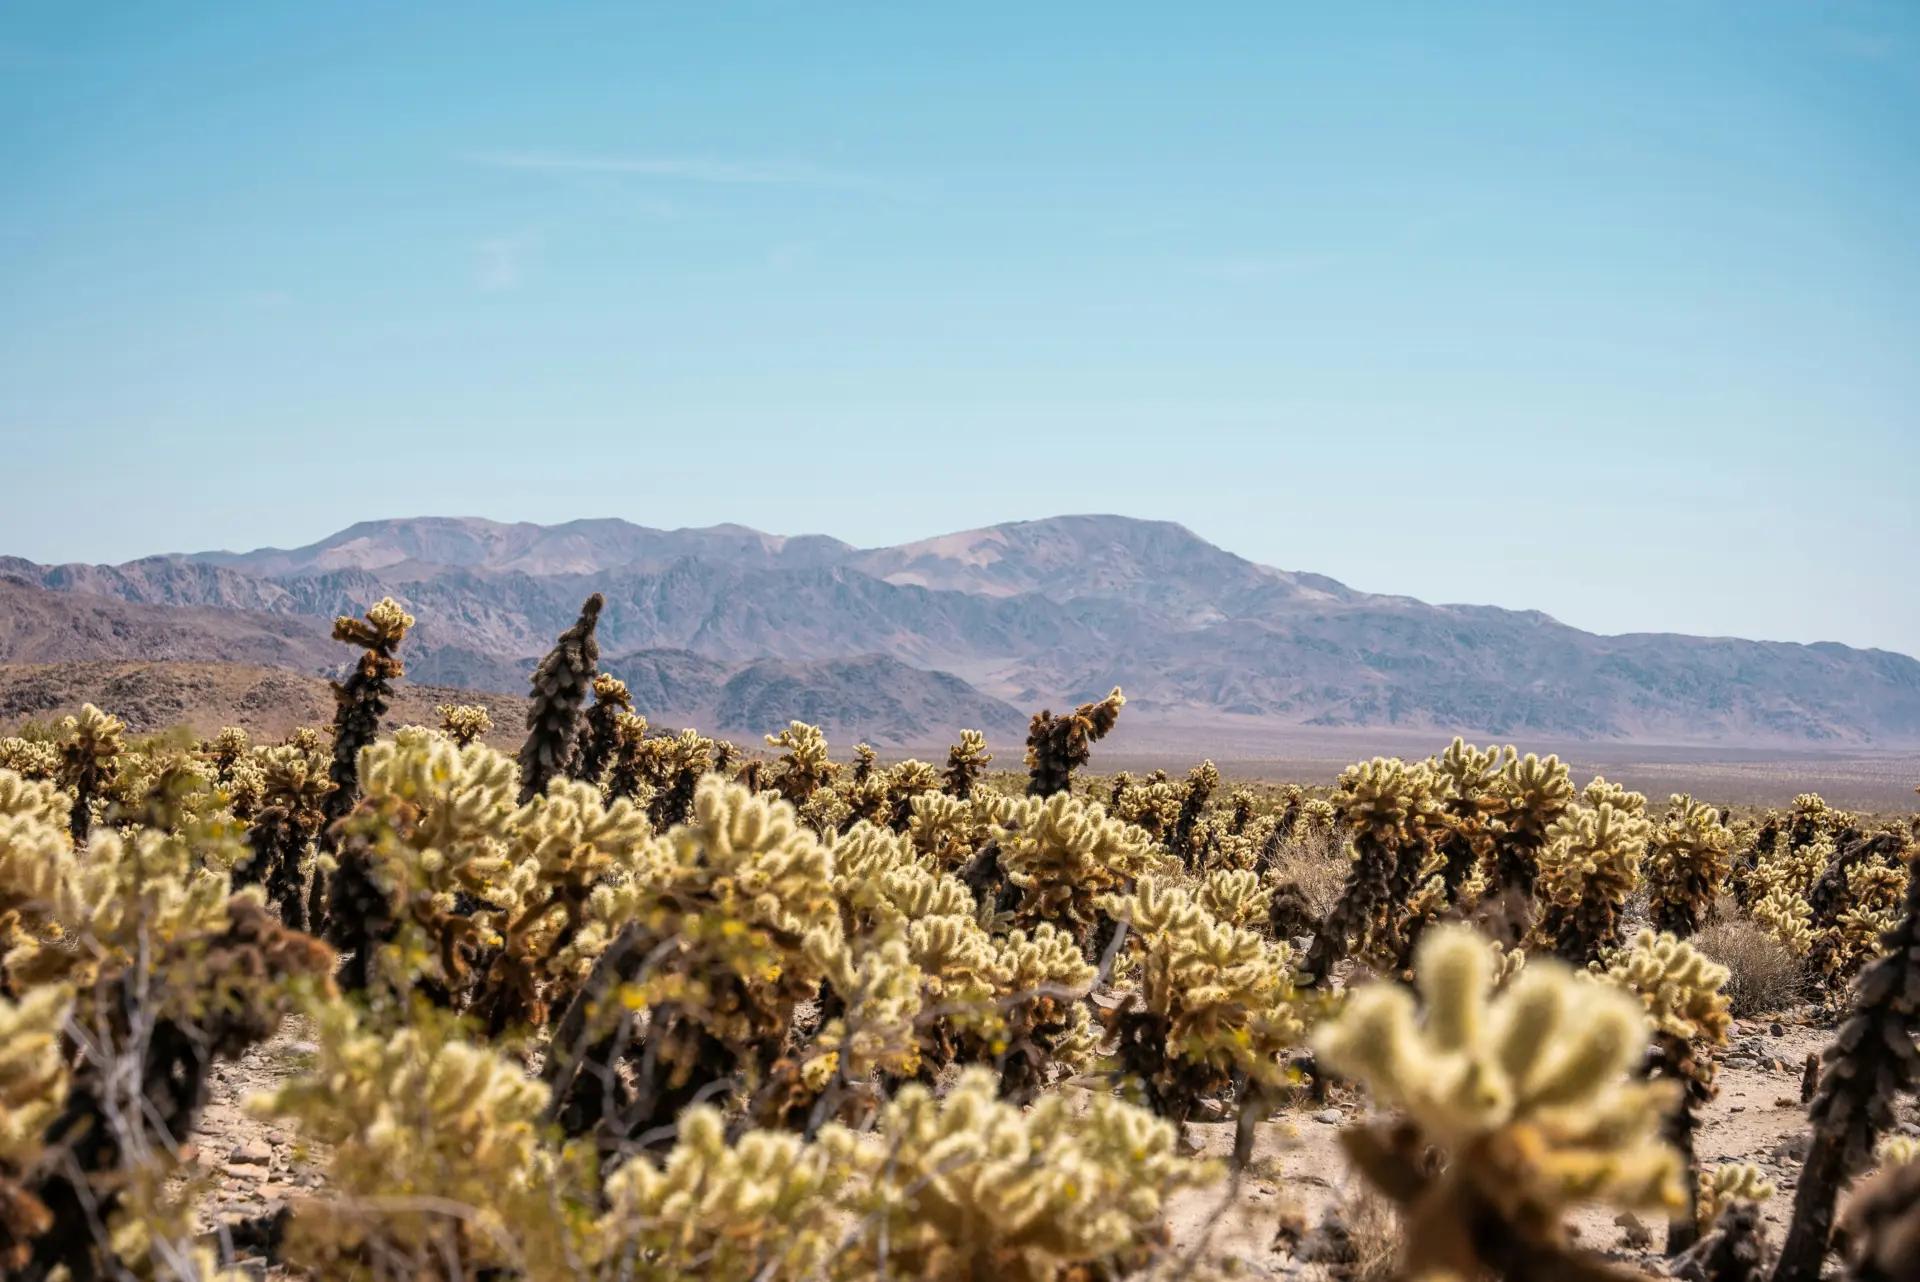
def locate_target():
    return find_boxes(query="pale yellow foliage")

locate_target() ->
[1696,1162,1774,1229]
[1601,929,1732,1047]
[260,998,586,1279]
[996,791,1159,931]
[1315,925,1684,1220]
[834,1066,1212,1282]
[0,984,69,1173]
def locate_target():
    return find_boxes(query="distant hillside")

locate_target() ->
[8,513,1920,748]
[0,576,337,670]
[0,661,523,744]
[0,650,1019,749]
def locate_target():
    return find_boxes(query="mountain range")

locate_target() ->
[4,514,1918,749]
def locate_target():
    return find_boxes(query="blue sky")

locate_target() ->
[2,3,1915,655]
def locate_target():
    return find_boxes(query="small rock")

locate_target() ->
[1770,1022,1785,1037]
[228,1138,272,1166]
[1313,1109,1343,1125]
[1769,1133,1811,1163]
[1614,1212,1653,1250]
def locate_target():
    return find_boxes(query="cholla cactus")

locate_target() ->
[943,728,992,799]
[1878,1134,1920,1168]
[202,725,250,777]
[1807,830,1902,923]
[1168,759,1219,864]
[435,702,492,747]
[1647,794,1736,937]
[833,1066,1211,1281]
[1304,756,1446,985]
[765,720,834,806]
[0,985,68,1269]
[592,1103,852,1280]
[641,728,716,830]
[603,710,652,803]
[263,998,587,1280]
[573,673,631,786]
[0,737,59,783]
[243,742,334,929]
[1023,687,1124,797]
[907,790,1021,871]
[1786,792,1845,850]
[1110,771,1183,843]
[1603,930,1733,1253]
[1696,1164,1774,1230]
[471,777,652,1035]
[990,922,1100,1099]
[1535,788,1652,965]
[1674,1201,1773,1282]
[1811,861,1909,988]
[1836,1156,1920,1282]
[58,702,124,843]
[0,771,78,992]
[1753,882,1817,956]
[882,758,943,831]
[1314,925,1683,1279]
[4,818,235,995]
[849,741,877,783]
[518,593,603,803]
[326,727,520,995]
[546,779,840,1147]
[1102,876,1305,1122]
[321,597,413,843]
[26,891,333,1279]
[1196,867,1272,929]
[1430,738,1511,899]
[995,791,1158,941]
[1774,860,1920,1282]
[1488,750,1576,895]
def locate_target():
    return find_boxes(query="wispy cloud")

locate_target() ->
[475,233,540,292]
[468,151,909,197]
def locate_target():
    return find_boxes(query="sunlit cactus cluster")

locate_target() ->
[0,586,1912,1282]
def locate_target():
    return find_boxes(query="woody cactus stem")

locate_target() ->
[319,599,413,845]
[517,593,603,804]
[1024,687,1124,798]
[57,704,123,844]
[1771,859,1920,1282]
[1170,760,1219,866]
[313,599,411,929]
[572,673,631,786]
[942,729,991,799]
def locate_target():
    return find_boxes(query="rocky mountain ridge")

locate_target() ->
[6,513,1918,748]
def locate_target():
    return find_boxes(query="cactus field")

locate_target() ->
[1,594,1916,1282]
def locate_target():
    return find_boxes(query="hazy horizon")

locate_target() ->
[3,3,1915,655]
[1,507,1902,661]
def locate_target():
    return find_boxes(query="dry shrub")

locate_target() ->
[1295,1187,1400,1282]
[1696,918,1807,1016]
[1270,825,1347,921]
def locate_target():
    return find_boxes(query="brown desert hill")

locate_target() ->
[0,653,1021,749]
[0,576,336,670]
[9,513,1920,747]
[0,661,523,743]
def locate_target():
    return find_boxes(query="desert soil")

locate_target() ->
[182,1008,1901,1279]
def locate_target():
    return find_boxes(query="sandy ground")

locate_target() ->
[181,1006,1905,1279]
